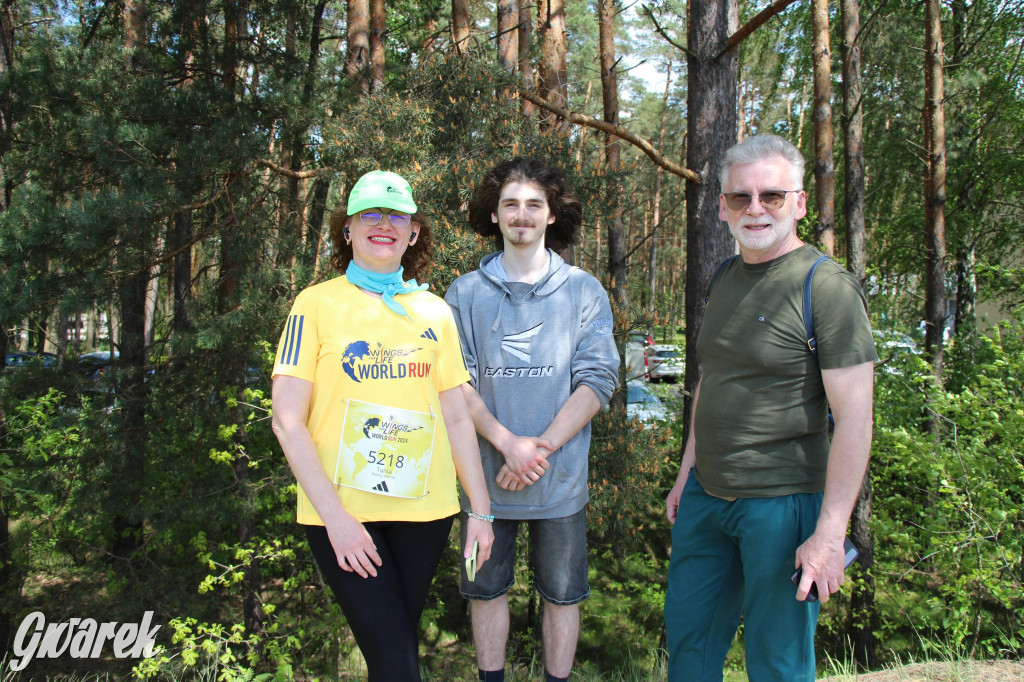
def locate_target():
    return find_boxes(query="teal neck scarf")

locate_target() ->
[345,261,429,317]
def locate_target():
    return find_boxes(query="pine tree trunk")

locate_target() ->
[812,0,835,256]
[0,2,11,639]
[369,0,385,92]
[538,0,569,133]
[347,0,370,93]
[0,2,13,212]
[219,1,267,636]
[683,0,738,425]
[954,243,975,359]
[848,468,875,668]
[497,0,518,73]
[519,0,536,117]
[649,64,672,315]
[599,0,626,312]
[0,329,9,647]
[452,0,471,54]
[172,208,194,334]
[924,0,948,381]
[306,177,330,269]
[841,0,874,667]
[842,0,866,287]
[112,269,149,559]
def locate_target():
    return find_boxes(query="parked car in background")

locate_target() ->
[625,341,649,382]
[628,330,655,347]
[3,350,58,369]
[648,344,683,383]
[872,330,920,375]
[626,380,669,424]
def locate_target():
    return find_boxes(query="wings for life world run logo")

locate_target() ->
[342,337,432,383]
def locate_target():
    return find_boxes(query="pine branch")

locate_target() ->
[255,159,331,179]
[718,0,801,58]
[518,90,700,183]
[641,5,695,59]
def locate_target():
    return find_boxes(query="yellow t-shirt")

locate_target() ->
[272,275,470,524]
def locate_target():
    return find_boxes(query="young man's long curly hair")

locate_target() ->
[467,157,583,253]
[328,209,433,281]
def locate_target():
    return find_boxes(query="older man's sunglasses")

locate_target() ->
[723,190,799,211]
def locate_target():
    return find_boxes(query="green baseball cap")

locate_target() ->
[346,170,418,216]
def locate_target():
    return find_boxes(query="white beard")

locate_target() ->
[729,214,796,253]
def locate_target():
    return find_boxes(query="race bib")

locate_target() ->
[333,400,437,498]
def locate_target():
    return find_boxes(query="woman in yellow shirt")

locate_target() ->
[272,171,493,680]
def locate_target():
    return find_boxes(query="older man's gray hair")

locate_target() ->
[719,135,806,190]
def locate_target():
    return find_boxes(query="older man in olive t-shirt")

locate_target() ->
[663,135,877,682]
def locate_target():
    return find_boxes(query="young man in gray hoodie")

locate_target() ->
[445,158,619,682]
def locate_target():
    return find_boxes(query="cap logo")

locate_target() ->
[387,186,404,194]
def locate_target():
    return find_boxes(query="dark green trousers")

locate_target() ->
[664,473,823,682]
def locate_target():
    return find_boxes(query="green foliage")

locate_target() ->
[863,313,1024,660]
[588,407,673,553]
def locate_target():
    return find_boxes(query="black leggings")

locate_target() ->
[305,516,454,681]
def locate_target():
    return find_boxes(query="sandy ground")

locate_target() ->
[821,660,1024,681]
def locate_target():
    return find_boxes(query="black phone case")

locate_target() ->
[789,537,859,602]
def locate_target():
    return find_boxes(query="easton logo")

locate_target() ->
[420,328,438,341]
[501,323,543,361]
[372,481,390,493]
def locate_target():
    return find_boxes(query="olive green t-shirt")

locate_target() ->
[694,245,877,498]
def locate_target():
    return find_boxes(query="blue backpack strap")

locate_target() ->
[705,255,739,306]
[803,255,831,355]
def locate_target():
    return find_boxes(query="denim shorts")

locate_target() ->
[459,508,589,605]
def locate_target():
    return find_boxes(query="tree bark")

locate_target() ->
[112,266,149,559]
[683,0,738,426]
[599,0,627,312]
[306,176,331,268]
[171,209,194,334]
[949,0,976,361]
[110,0,151,561]
[538,0,569,133]
[347,0,370,93]
[841,0,874,668]
[497,0,518,73]
[842,0,866,287]
[649,62,672,315]
[123,0,147,70]
[519,0,536,116]
[369,0,385,92]
[848,468,875,668]
[0,2,12,649]
[452,0,471,54]
[0,3,11,213]
[812,0,835,256]
[953,243,975,363]
[924,0,948,380]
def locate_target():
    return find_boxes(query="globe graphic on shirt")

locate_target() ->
[362,417,381,438]
[342,341,371,382]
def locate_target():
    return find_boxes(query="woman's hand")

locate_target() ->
[326,514,382,578]
[465,516,494,569]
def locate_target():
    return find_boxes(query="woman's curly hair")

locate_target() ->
[328,209,433,281]
[467,157,583,252]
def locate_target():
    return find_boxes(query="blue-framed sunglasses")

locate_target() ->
[358,210,412,228]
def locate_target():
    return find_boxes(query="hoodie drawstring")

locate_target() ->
[491,290,508,332]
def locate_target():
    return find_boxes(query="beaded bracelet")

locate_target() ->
[467,510,495,523]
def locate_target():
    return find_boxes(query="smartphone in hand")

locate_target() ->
[790,537,859,602]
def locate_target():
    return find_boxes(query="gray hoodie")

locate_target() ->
[445,250,619,519]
